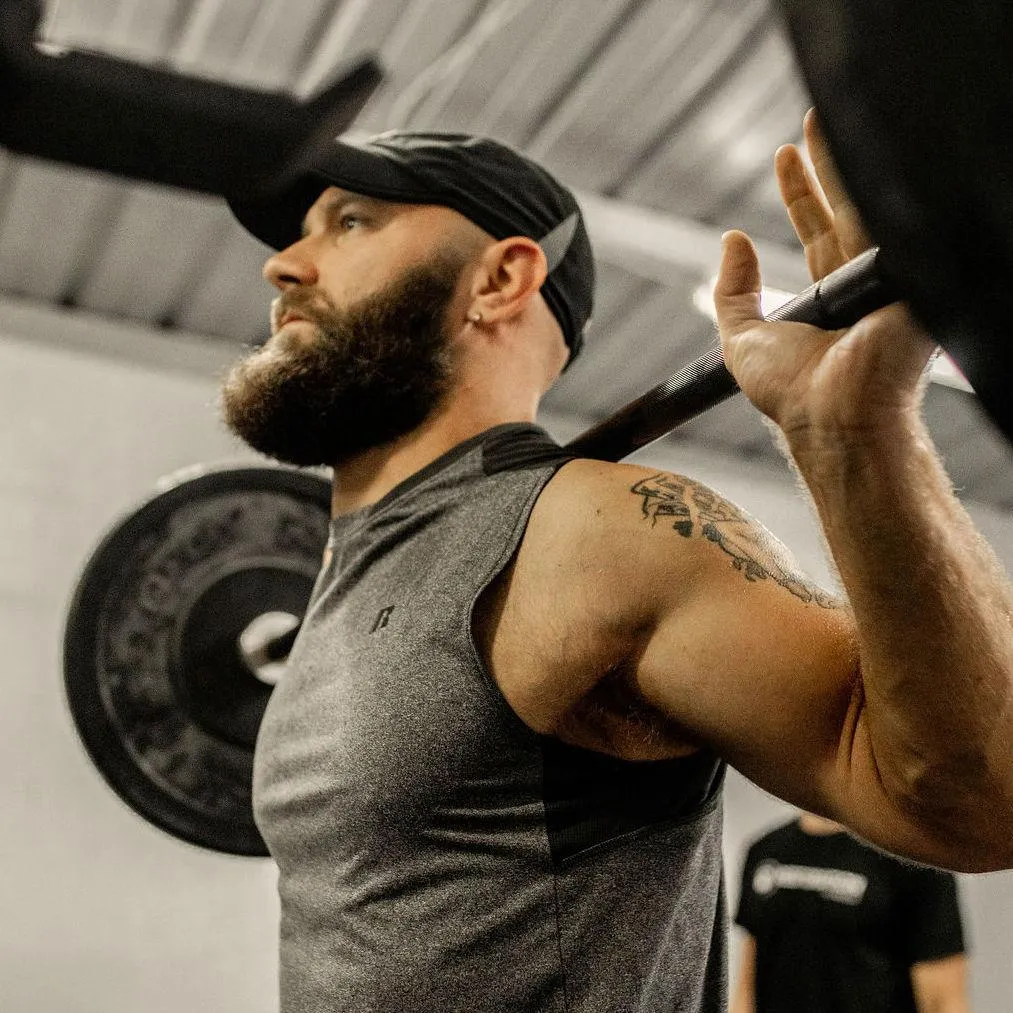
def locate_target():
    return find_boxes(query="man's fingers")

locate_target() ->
[803,109,872,258]
[774,111,873,279]
[776,143,834,243]
[775,143,845,279]
[714,230,763,338]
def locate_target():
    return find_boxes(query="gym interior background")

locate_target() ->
[2,0,1011,1010]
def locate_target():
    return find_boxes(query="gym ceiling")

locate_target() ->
[2,0,1009,505]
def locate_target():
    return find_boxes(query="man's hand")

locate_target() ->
[714,111,936,448]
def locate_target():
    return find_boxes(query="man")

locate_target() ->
[732,812,970,1013]
[221,113,1013,1012]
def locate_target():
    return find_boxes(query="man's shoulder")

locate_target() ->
[547,456,710,496]
[522,459,721,602]
[535,457,725,544]
[543,456,766,539]
[531,444,828,604]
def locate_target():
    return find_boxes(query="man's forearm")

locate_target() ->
[790,410,1013,869]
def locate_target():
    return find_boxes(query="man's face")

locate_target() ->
[221,189,475,468]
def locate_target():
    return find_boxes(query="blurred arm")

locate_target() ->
[911,954,971,1013]
[730,933,757,1013]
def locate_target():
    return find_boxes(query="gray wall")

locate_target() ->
[1,297,1010,1011]
[0,301,275,1013]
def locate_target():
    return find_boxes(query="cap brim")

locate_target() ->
[228,176,325,251]
[228,140,432,251]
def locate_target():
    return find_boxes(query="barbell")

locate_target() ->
[4,0,1004,851]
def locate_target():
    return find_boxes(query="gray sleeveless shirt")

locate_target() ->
[253,424,728,1013]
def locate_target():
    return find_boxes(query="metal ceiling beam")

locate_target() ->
[513,0,655,150]
[604,0,771,197]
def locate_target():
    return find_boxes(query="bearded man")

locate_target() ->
[221,116,1013,1013]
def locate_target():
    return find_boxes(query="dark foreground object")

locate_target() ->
[778,0,1013,441]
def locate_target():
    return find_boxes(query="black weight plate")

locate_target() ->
[64,465,331,856]
[778,0,1013,441]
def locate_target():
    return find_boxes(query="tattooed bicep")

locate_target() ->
[630,473,841,609]
[630,473,747,531]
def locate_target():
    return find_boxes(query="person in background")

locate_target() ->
[732,812,970,1013]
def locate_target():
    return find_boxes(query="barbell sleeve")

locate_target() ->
[564,246,895,462]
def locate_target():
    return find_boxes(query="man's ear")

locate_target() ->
[468,237,548,324]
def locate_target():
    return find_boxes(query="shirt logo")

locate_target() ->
[370,606,396,634]
[752,860,868,905]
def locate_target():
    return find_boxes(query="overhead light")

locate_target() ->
[692,280,972,393]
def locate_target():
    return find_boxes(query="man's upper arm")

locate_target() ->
[596,465,862,812]
[543,460,934,856]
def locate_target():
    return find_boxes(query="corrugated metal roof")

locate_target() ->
[3,0,1007,506]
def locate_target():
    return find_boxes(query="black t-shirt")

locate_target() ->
[735,821,965,1013]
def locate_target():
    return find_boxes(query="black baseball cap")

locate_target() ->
[229,131,595,363]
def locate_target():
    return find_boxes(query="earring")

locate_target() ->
[469,311,482,324]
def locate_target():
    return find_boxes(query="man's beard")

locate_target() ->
[220,255,461,468]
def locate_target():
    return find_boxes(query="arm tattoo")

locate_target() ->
[630,473,841,609]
